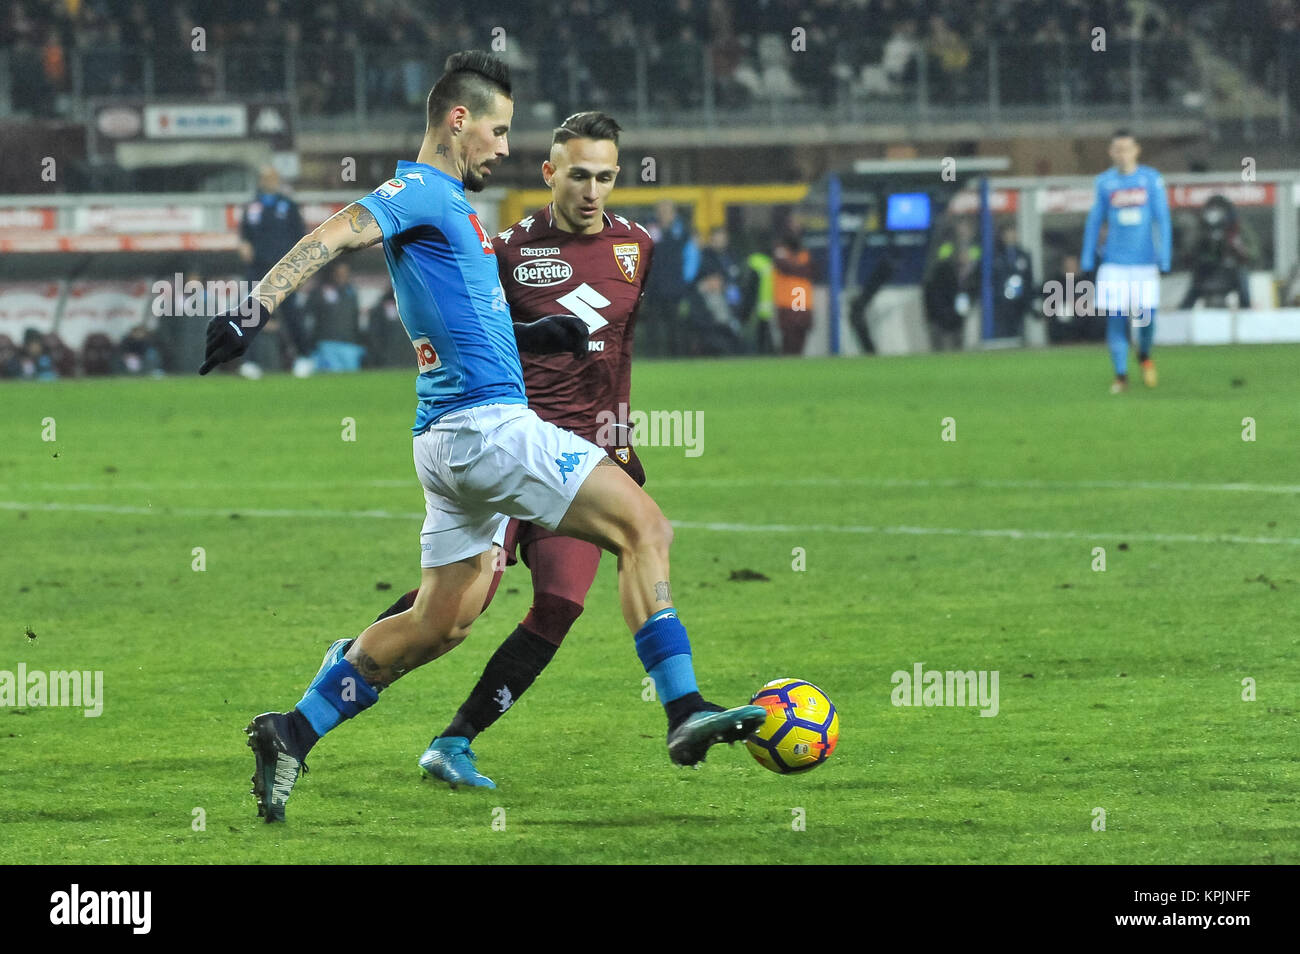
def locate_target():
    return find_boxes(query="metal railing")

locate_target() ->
[0,36,1232,131]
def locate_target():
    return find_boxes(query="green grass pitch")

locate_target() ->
[1,343,1296,864]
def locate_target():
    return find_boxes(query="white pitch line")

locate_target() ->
[13,476,1300,494]
[2,500,1296,547]
[0,501,417,520]
[653,476,1300,495]
[669,520,1300,547]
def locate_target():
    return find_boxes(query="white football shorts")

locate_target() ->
[1095,263,1160,323]
[412,402,603,567]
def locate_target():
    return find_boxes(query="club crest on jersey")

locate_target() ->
[412,336,441,372]
[373,178,406,199]
[614,447,630,464]
[613,243,640,282]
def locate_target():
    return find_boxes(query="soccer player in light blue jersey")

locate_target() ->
[1081,129,1172,393]
[199,52,764,822]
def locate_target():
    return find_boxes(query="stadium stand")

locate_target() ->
[0,1,1296,373]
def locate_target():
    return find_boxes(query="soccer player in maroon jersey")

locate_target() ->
[331,111,742,788]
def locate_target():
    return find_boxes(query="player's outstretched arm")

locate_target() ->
[1080,178,1106,272]
[250,203,381,316]
[199,203,382,374]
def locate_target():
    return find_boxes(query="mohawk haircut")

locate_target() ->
[552,111,622,148]
[426,50,512,128]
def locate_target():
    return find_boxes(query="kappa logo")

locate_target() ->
[373,178,406,199]
[520,246,561,256]
[412,336,441,372]
[402,172,425,184]
[613,243,641,282]
[554,450,588,483]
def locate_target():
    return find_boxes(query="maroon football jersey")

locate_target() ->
[493,205,654,445]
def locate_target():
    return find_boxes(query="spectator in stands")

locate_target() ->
[239,165,307,373]
[644,200,699,357]
[692,225,748,354]
[659,24,706,109]
[19,328,55,381]
[43,331,76,377]
[773,214,816,356]
[0,335,20,378]
[874,18,920,96]
[81,333,115,376]
[41,25,66,96]
[9,32,51,116]
[992,223,1033,338]
[926,14,971,102]
[305,261,364,372]
[754,33,802,101]
[119,322,162,375]
[365,290,413,369]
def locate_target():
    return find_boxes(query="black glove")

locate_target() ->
[514,314,589,359]
[607,444,646,486]
[199,296,268,375]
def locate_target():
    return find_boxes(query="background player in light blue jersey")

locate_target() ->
[199,52,764,822]
[1081,129,1172,393]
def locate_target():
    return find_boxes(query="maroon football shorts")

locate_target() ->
[499,517,603,606]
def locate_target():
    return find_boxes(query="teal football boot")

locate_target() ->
[418,736,497,789]
[667,704,767,766]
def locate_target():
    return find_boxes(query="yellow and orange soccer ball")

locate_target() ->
[745,678,839,774]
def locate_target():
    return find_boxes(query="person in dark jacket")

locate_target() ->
[304,261,364,371]
[239,165,308,371]
[365,290,415,369]
[643,200,698,356]
[992,223,1033,339]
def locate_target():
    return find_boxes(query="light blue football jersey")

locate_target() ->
[357,161,525,434]
[1081,164,1172,272]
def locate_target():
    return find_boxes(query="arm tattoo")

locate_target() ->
[253,204,379,313]
[254,239,331,314]
[654,581,671,604]
[343,203,380,244]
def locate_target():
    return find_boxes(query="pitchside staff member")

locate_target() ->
[238,165,307,371]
